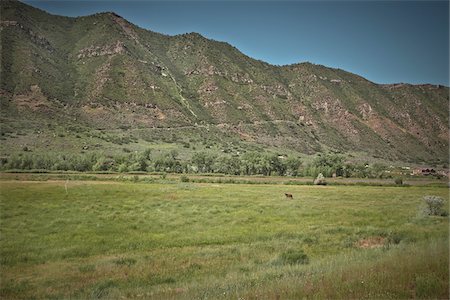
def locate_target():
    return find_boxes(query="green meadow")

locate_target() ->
[0,180,448,299]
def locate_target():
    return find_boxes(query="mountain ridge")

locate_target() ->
[12,0,450,84]
[1,0,448,164]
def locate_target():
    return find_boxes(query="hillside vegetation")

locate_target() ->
[0,0,448,165]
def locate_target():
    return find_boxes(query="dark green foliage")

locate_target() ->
[154,151,182,173]
[213,156,241,175]
[1,153,99,171]
[0,147,402,179]
[191,151,217,173]
[92,157,115,172]
[239,152,287,176]
[308,153,344,177]
[285,156,302,176]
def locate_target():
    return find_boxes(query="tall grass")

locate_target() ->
[163,238,448,299]
[0,181,448,299]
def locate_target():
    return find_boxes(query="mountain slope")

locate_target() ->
[1,0,448,163]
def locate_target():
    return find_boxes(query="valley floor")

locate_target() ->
[0,180,448,299]
[0,172,448,187]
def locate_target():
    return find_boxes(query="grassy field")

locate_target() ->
[1,172,448,187]
[0,180,448,299]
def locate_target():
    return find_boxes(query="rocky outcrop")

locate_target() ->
[77,41,125,59]
[1,0,448,162]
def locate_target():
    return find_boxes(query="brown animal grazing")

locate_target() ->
[285,193,293,199]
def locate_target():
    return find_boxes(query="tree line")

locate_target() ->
[0,150,392,178]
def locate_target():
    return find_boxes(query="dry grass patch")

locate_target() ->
[355,236,387,249]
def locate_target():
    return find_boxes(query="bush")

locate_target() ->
[423,196,446,216]
[279,249,309,265]
[92,157,115,172]
[118,163,128,173]
[314,173,327,185]
[394,177,403,185]
[180,175,189,182]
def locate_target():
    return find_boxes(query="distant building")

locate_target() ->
[412,168,436,176]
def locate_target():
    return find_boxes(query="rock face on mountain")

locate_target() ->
[1,0,448,163]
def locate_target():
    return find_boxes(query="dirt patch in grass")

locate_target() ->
[355,236,386,249]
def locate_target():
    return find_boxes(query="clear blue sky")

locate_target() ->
[24,0,449,85]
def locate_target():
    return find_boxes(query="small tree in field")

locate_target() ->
[394,177,403,185]
[314,173,327,185]
[423,196,447,216]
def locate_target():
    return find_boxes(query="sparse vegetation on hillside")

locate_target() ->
[0,0,448,164]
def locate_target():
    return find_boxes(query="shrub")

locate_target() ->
[118,163,128,173]
[180,175,189,182]
[279,249,309,265]
[423,196,446,216]
[394,177,403,185]
[92,157,115,172]
[314,173,327,185]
